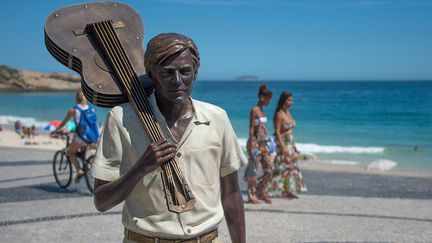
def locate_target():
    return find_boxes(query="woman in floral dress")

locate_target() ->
[268,91,307,198]
[244,84,273,204]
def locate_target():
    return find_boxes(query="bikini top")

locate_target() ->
[283,120,295,129]
[254,116,267,126]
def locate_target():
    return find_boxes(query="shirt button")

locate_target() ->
[177,152,181,158]
[187,229,191,233]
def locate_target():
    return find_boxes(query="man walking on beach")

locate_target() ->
[90,33,247,243]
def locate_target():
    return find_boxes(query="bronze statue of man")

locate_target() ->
[91,33,247,243]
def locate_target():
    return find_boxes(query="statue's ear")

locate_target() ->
[193,69,198,81]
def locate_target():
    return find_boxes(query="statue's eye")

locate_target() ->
[160,69,171,76]
[181,68,192,75]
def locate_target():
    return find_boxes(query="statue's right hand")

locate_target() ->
[135,139,177,175]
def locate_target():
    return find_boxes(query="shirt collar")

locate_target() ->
[147,91,210,126]
[147,91,210,146]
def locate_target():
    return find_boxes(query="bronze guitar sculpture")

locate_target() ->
[45,2,195,213]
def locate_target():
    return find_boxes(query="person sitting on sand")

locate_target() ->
[267,91,307,198]
[245,84,274,204]
[21,126,31,139]
[31,125,37,138]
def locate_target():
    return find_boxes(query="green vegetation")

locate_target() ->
[0,65,20,81]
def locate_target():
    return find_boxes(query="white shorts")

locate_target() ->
[73,133,88,146]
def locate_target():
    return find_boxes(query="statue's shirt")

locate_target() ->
[91,92,247,239]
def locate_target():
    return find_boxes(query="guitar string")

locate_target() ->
[96,22,177,201]
[93,22,185,205]
[98,21,176,198]
[93,22,160,141]
[100,21,161,141]
[101,21,190,201]
[92,21,192,206]
[101,21,186,195]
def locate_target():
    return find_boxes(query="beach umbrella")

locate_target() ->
[44,120,61,132]
[44,120,76,132]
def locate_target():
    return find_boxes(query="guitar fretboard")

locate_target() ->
[90,20,195,213]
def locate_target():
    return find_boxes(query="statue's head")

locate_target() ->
[144,33,200,103]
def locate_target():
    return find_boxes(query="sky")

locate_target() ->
[1,0,432,81]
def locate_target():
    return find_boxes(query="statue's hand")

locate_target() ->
[135,139,177,176]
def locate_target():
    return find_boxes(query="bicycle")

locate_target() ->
[52,132,96,193]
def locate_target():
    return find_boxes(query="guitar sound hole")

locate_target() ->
[94,53,112,73]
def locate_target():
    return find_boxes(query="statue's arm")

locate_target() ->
[93,139,177,211]
[221,171,246,243]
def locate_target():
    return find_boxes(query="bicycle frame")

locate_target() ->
[52,131,95,193]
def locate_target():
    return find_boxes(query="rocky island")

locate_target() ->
[0,65,80,91]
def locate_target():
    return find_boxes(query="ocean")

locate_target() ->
[1,81,431,172]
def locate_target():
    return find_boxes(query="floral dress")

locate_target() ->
[267,134,307,197]
[245,116,273,200]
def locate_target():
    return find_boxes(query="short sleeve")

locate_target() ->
[90,110,122,181]
[220,111,248,177]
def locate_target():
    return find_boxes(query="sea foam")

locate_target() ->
[0,115,49,128]
[367,159,397,171]
[325,160,360,165]
[237,138,384,154]
[296,143,384,154]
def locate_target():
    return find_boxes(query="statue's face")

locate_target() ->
[153,48,195,104]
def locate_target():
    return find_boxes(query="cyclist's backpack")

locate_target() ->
[75,105,99,143]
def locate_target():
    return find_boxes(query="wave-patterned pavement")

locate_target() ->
[1,147,431,242]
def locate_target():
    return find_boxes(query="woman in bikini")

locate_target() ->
[245,84,273,204]
[268,91,307,198]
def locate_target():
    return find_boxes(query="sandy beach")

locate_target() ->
[1,126,432,242]
[1,126,430,178]
[0,128,65,151]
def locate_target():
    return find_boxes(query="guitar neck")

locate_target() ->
[89,20,195,213]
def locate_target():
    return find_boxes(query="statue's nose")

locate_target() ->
[172,70,182,85]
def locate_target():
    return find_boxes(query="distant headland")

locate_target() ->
[0,65,80,91]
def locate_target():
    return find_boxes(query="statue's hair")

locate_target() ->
[144,33,200,78]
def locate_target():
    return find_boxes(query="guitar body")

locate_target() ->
[44,2,148,107]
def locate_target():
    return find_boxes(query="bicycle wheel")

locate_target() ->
[83,155,95,193]
[53,150,72,188]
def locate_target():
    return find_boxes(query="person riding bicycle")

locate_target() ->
[55,91,99,183]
